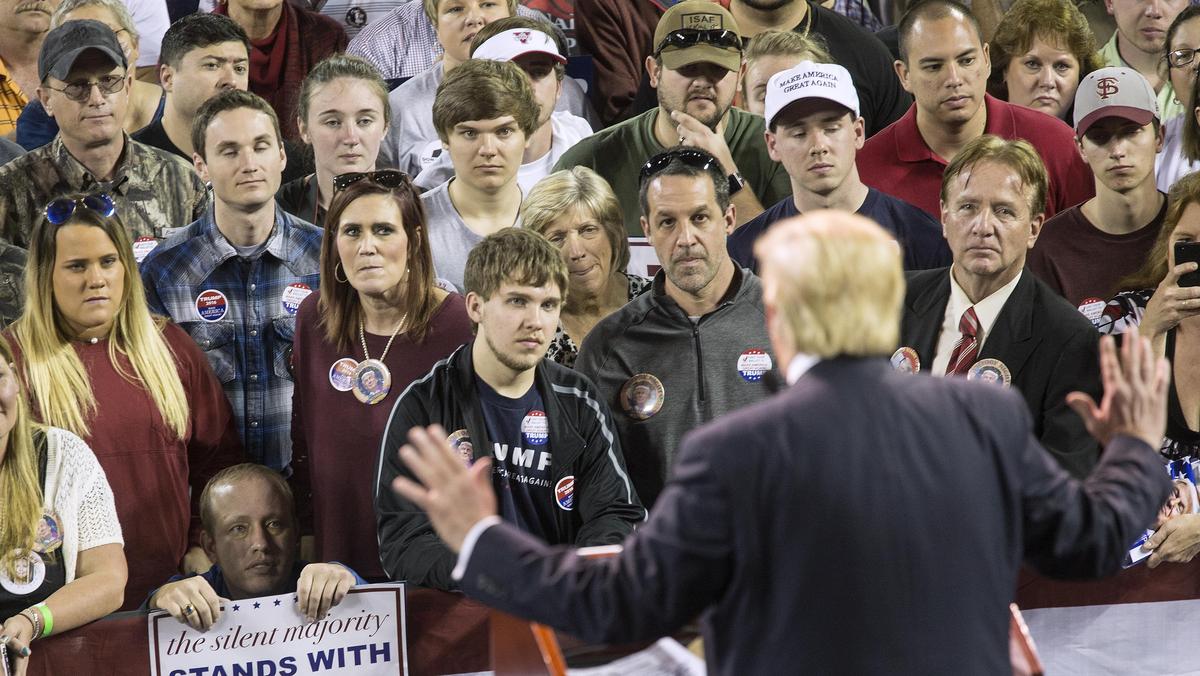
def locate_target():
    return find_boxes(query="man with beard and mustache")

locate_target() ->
[553,0,791,236]
[375,228,644,592]
[0,0,57,135]
[574,147,775,509]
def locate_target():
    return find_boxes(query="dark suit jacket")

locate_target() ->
[900,268,1102,477]
[459,358,1169,675]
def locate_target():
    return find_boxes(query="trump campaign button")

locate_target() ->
[555,476,575,511]
[195,289,228,322]
[737,349,773,382]
[968,358,1012,388]
[522,410,549,446]
[132,236,158,264]
[890,347,920,374]
[281,283,312,316]
[1077,297,1106,328]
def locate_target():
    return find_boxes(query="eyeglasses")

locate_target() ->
[1167,47,1200,69]
[639,148,723,181]
[332,170,411,193]
[42,74,126,103]
[44,193,116,225]
[655,29,743,56]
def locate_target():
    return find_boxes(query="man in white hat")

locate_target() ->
[414,17,591,192]
[1029,67,1167,314]
[727,61,949,274]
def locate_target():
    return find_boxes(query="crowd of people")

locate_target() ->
[0,0,1196,671]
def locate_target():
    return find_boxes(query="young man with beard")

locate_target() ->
[375,228,644,592]
[553,0,791,235]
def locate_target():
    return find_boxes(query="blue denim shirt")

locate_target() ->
[140,204,322,472]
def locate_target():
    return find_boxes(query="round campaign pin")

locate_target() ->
[890,347,921,374]
[967,358,1012,388]
[132,236,158,264]
[281,283,312,316]
[328,357,359,392]
[195,289,228,322]
[521,410,549,446]
[555,476,575,511]
[0,550,45,595]
[448,429,474,467]
[736,348,773,382]
[352,358,392,404]
[1077,297,1107,328]
[346,6,367,27]
[31,511,62,555]
[619,373,664,420]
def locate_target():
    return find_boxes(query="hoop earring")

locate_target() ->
[334,262,348,283]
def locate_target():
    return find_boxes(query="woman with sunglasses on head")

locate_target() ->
[16,0,165,151]
[1157,7,1200,193]
[4,194,244,610]
[0,335,126,675]
[277,55,389,227]
[522,168,650,369]
[289,172,472,579]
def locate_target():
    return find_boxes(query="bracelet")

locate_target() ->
[34,604,51,638]
[18,608,40,641]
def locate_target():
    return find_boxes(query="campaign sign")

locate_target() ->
[148,583,408,676]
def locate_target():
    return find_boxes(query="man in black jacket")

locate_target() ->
[374,229,644,590]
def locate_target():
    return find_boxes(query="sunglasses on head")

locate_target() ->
[655,29,742,56]
[44,193,117,225]
[639,148,723,181]
[332,170,411,193]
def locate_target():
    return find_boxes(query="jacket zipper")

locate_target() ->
[693,323,706,403]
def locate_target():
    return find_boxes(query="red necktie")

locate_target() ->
[945,306,980,376]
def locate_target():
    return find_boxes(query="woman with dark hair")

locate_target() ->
[4,194,243,609]
[290,171,472,579]
[521,167,650,368]
[987,0,1102,121]
[0,336,125,673]
[1156,6,1200,192]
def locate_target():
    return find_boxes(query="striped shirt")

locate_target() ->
[140,204,322,472]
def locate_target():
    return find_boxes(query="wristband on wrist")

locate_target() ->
[34,604,51,638]
[19,608,40,640]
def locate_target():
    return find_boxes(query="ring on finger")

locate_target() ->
[184,604,195,616]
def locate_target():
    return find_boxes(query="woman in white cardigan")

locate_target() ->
[0,336,125,674]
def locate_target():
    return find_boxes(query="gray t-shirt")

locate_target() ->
[420,179,521,292]
[380,62,595,176]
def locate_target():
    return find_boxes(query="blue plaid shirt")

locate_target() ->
[140,204,322,472]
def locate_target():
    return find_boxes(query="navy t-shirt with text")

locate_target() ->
[476,377,560,540]
[727,188,952,273]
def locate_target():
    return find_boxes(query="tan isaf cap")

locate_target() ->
[653,0,743,73]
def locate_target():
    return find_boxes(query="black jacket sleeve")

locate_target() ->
[374,390,458,590]
[571,383,645,546]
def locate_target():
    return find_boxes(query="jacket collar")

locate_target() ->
[50,134,143,195]
[192,203,300,277]
[649,263,749,318]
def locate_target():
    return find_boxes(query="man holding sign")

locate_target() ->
[148,464,364,630]
[391,212,1172,675]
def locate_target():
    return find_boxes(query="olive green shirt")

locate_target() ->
[0,135,208,248]
[553,107,793,236]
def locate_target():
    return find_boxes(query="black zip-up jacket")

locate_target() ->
[374,344,645,590]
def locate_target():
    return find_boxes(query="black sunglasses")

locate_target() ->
[44,193,116,225]
[639,148,723,182]
[655,29,742,56]
[332,170,411,193]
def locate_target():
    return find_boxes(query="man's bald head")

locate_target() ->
[897,0,982,63]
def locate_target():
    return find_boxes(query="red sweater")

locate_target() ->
[6,322,244,610]
[290,291,473,580]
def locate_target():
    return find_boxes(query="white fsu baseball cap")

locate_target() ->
[473,28,567,65]
[1074,67,1159,137]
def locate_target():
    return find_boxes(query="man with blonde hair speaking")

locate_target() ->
[387,211,1172,675]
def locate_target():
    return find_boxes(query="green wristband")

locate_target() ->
[34,603,51,637]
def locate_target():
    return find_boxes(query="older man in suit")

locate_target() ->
[388,209,1171,676]
[897,134,1103,478]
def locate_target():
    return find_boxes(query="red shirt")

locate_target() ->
[289,291,474,580]
[858,95,1095,219]
[6,323,244,610]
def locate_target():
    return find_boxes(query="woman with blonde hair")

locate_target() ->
[16,0,165,150]
[0,335,126,674]
[522,167,650,368]
[290,171,471,579]
[6,194,243,609]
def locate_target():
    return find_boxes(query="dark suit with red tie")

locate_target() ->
[456,357,1169,675]
[899,267,1102,477]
